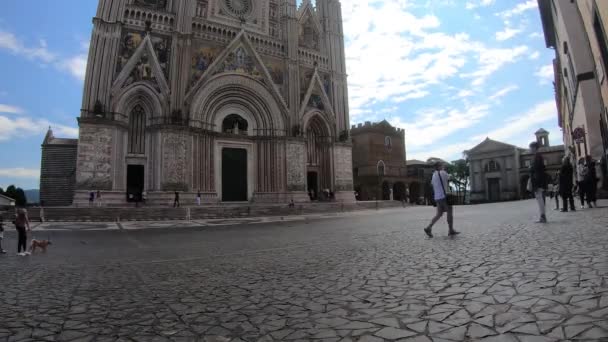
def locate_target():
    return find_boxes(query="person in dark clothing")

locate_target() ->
[14,208,31,256]
[529,142,547,223]
[585,156,598,208]
[173,191,180,208]
[559,157,576,212]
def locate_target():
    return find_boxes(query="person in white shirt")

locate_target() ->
[424,162,460,238]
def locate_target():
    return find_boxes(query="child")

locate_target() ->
[0,216,6,254]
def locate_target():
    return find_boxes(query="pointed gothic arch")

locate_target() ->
[305,113,332,193]
[113,83,165,124]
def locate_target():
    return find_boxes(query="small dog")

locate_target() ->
[30,239,52,253]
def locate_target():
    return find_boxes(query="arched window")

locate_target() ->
[222,114,249,135]
[377,160,386,176]
[485,160,500,172]
[128,105,146,154]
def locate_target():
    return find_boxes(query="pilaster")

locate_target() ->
[171,0,196,118]
[282,0,301,125]
[82,0,127,116]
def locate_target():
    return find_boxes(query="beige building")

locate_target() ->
[538,0,607,164]
[467,129,564,203]
[44,0,354,206]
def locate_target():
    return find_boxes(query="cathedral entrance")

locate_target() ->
[222,148,248,202]
[307,171,318,200]
[126,165,144,202]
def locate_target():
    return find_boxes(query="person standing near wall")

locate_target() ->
[585,156,598,208]
[529,142,548,223]
[577,158,588,209]
[559,157,576,212]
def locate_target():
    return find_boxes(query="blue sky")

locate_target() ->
[0,0,557,190]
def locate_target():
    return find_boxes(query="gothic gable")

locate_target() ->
[299,68,335,120]
[112,34,170,96]
[185,30,287,110]
[298,1,322,51]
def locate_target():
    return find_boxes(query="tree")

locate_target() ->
[4,185,27,206]
[447,159,470,204]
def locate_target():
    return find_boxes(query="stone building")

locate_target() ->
[46,0,354,206]
[538,0,608,166]
[406,159,436,205]
[351,121,407,201]
[0,194,16,210]
[39,128,78,206]
[467,129,565,203]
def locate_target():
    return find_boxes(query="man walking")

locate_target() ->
[424,162,460,238]
[173,191,180,208]
[530,142,548,223]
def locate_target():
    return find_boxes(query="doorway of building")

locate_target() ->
[488,178,500,202]
[126,165,144,202]
[382,181,391,200]
[307,171,318,200]
[222,148,248,202]
[393,182,406,201]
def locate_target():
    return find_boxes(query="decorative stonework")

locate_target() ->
[58,0,352,206]
[75,126,114,190]
[333,145,354,191]
[161,132,189,191]
[286,141,306,191]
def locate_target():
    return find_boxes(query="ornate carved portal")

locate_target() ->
[306,115,331,197]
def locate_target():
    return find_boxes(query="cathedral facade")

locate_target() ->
[69,0,353,205]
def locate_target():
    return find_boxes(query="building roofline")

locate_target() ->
[538,0,556,48]
[0,194,16,202]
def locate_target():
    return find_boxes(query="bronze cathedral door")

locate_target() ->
[222,148,248,202]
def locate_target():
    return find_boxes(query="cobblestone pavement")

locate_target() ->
[1,200,607,342]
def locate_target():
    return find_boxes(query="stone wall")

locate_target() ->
[75,125,114,190]
[286,140,306,191]
[40,143,78,206]
[161,131,190,191]
[333,144,354,191]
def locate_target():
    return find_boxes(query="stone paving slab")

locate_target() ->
[0,200,607,341]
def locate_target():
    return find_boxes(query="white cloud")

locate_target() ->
[0,168,40,179]
[342,0,532,117]
[0,114,78,142]
[488,85,519,101]
[496,27,523,41]
[390,103,490,149]
[457,89,475,98]
[535,64,554,84]
[473,101,557,143]
[529,51,540,60]
[462,45,529,86]
[0,29,87,81]
[498,0,538,19]
[0,31,55,63]
[407,100,557,161]
[59,53,88,81]
[465,0,495,10]
[0,104,25,114]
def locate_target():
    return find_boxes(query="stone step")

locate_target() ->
[15,201,406,222]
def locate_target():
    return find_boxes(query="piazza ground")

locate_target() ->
[0,200,607,342]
